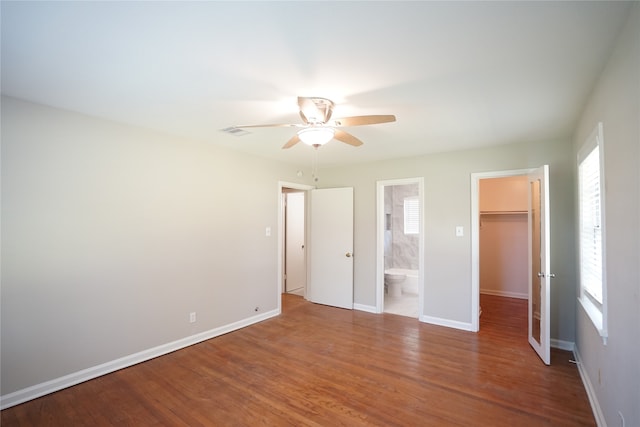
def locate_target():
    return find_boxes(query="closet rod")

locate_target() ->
[480,211,527,215]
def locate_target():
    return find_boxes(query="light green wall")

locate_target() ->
[572,4,640,426]
[0,96,308,395]
[319,136,576,341]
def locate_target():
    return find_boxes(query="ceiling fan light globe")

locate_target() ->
[298,127,335,146]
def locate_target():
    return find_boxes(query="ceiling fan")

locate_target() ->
[233,97,396,149]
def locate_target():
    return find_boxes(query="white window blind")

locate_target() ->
[579,146,603,303]
[404,197,419,235]
[577,122,607,340]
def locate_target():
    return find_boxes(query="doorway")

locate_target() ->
[479,175,529,297]
[477,175,529,340]
[278,182,356,313]
[471,166,554,365]
[278,182,314,313]
[471,169,533,332]
[283,189,306,296]
[376,178,424,317]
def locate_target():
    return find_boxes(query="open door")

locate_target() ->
[528,165,552,365]
[308,187,354,309]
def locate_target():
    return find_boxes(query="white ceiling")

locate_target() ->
[1,1,632,167]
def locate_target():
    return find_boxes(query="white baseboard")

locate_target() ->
[420,315,474,332]
[353,303,378,313]
[550,339,575,351]
[480,289,528,299]
[0,308,280,410]
[573,348,607,427]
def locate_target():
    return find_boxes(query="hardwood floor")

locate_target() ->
[2,294,595,426]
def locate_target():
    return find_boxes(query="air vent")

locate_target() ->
[221,127,250,136]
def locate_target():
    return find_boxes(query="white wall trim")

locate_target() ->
[550,339,575,352]
[480,289,528,300]
[0,309,280,410]
[353,303,377,313]
[573,347,607,427]
[420,315,474,332]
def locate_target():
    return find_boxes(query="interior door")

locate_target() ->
[308,187,354,309]
[285,192,306,293]
[528,165,551,365]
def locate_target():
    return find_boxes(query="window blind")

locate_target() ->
[579,146,603,304]
[404,197,419,235]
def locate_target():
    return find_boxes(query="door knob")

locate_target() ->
[548,273,556,278]
[345,252,352,258]
[537,272,545,278]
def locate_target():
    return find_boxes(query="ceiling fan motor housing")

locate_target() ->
[299,97,334,124]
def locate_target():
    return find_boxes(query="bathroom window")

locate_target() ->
[404,197,419,235]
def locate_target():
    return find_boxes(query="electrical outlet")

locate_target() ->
[189,312,196,323]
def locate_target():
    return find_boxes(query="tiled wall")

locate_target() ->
[384,183,419,270]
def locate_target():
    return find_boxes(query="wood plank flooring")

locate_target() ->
[1,294,595,426]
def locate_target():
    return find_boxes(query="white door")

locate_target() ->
[285,192,306,293]
[308,187,354,309]
[528,165,552,365]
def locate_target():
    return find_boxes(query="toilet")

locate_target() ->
[384,273,406,297]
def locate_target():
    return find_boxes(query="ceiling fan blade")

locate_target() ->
[234,123,304,129]
[329,115,396,127]
[282,134,301,149]
[334,129,363,147]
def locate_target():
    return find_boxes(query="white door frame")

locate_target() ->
[470,168,534,332]
[376,177,424,315]
[277,181,314,314]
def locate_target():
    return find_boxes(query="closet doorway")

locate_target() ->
[472,167,552,364]
[470,168,534,332]
[479,176,529,301]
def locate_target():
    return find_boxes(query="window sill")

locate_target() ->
[578,296,607,345]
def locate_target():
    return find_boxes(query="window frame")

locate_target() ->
[577,122,608,343]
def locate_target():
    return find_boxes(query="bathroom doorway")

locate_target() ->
[376,178,424,318]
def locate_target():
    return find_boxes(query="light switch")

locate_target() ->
[455,226,464,237]
[265,227,271,237]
